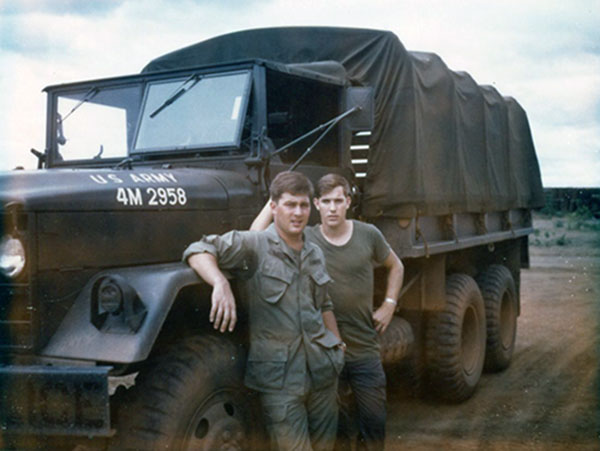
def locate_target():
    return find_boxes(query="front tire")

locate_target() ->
[425,273,486,402]
[476,264,518,372]
[112,335,258,450]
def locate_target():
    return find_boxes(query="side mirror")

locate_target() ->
[344,87,374,131]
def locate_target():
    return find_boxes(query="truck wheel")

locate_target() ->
[476,264,517,372]
[112,335,258,451]
[379,316,414,365]
[425,273,486,402]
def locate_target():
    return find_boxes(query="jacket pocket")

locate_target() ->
[259,258,294,304]
[314,332,345,375]
[246,340,289,390]
[314,331,342,349]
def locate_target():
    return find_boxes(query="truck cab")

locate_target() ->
[0,58,370,448]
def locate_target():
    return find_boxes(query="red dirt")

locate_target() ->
[385,214,600,450]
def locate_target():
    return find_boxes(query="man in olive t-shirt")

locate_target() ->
[305,220,390,363]
[251,173,404,450]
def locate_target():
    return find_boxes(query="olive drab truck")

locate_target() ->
[0,27,544,449]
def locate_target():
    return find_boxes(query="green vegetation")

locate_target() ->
[531,232,572,248]
[532,208,600,248]
[565,210,600,231]
[539,188,600,220]
[538,205,600,234]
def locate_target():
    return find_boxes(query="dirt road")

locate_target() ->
[385,215,600,450]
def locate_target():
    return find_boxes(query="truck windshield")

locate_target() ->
[55,84,142,162]
[133,70,252,153]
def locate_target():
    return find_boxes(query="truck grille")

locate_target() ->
[0,281,34,351]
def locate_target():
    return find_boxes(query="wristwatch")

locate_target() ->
[337,341,347,352]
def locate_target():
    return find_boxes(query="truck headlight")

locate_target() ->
[92,275,147,333]
[97,277,124,314]
[0,235,26,278]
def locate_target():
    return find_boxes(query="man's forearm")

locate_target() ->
[384,251,404,302]
[249,199,273,231]
[322,310,342,341]
[188,252,227,287]
[373,251,404,334]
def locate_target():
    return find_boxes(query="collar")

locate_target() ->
[265,223,315,262]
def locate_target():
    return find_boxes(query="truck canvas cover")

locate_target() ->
[144,27,544,218]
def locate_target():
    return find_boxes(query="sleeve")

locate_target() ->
[321,289,334,312]
[369,224,391,264]
[310,245,334,312]
[182,230,258,271]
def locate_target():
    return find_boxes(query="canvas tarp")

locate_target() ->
[144,27,544,218]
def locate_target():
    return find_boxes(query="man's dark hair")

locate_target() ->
[270,171,314,202]
[317,173,351,198]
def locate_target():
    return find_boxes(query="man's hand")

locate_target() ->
[373,250,404,335]
[372,301,396,334]
[188,252,237,333]
[210,279,237,333]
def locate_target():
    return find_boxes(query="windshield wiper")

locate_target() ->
[59,87,99,123]
[114,155,138,170]
[149,74,202,118]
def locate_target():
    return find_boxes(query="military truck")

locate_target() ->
[0,27,543,449]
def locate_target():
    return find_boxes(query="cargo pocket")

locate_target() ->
[246,340,289,390]
[261,402,295,449]
[259,259,294,304]
[262,403,288,424]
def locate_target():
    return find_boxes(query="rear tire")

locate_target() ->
[425,273,486,402]
[112,335,260,451]
[476,264,518,372]
[380,316,421,397]
[379,316,414,365]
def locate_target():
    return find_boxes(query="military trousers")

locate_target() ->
[260,381,339,451]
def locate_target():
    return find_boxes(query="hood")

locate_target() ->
[0,166,260,272]
[0,167,255,212]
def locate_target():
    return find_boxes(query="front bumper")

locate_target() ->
[0,365,111,436]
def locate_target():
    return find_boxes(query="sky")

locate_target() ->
[0,0,598,187]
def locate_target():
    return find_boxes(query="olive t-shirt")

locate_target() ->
[305,220,390,362]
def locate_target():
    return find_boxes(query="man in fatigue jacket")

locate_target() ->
[251,173,404,451]
[183,171,345,451]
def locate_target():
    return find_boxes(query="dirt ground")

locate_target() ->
[385,213,600,450]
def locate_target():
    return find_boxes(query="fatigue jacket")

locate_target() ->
[183,224,345,395]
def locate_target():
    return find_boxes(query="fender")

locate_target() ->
[41,262,206,363]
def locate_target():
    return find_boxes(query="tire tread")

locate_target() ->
[425,273,486,402]
[476,264,517,372]
[110,335,247,450]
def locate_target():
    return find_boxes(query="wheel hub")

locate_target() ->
[499,292,516,350]
[184,392,246,451]
[461,304,481,376]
